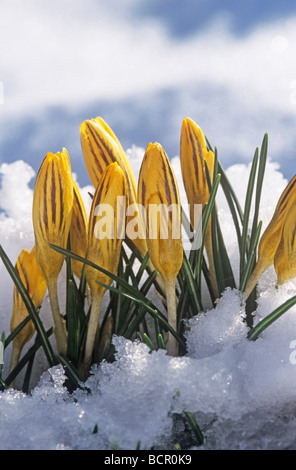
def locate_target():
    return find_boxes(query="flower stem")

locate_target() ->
[244,260,269,301]
[164,278,178,356]
[47,279,67,355]
[82,290,103,378]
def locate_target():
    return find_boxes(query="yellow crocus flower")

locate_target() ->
[82,162,127,377]
[245,174,296,299]
[32,148,74,354]
[138,142,183,356]
[180,117,218,298]
[80,117,149,260]
[9,246,47,374]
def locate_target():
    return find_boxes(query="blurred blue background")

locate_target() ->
[1,0,296,186]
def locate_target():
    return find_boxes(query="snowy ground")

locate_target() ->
[1,150,296,450]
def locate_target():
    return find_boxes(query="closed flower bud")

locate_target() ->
[32,148,74,354]
[69,179,88,278]
[180,117,218,298]
[33,148,74,282]
[245,174,296,299]
[9,247,47,373]
[138,142,183,355]
[82,162,127,376]
[80,117,148,257]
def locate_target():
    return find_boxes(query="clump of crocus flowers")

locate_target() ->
[7,115,296,381]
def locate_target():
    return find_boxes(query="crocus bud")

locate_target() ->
[180,117,218,298]
[80,117,148,257]
[9,247,47,373]
[82,162,127,376]
[32,148,74,354]
[69,179,88,278]
[180,117,215,221]
[245,174,296,299]
[138,142,183,355]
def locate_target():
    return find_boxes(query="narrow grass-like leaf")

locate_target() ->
[180,253,203,313]
[205,160,235,293]
[248,295,296,341]
[66,279,79,364]
[55,353,89,390]
[184,410,204,446]
[195,174,221,291]
[48,244,163,311]
[0,332,5,378]
[240,221,262,293]
[218,161,244,240]
[212,207,236,292]
[240,148,259,282]
[250,134,268,249]
[157,333,166,350]
[118,269,157,337]
[142,333,155,351]
[4,326,53,388]
[94,278,186,348]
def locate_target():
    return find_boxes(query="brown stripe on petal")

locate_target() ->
[188,126,205,190]
[276,177,296,216]
[43,164,49,231]
[51,160,57,225]
[74,190,84,222]
[166,157,179,205]
[87,123,113,168]
[58,170,64,230]
[141,179,146,206]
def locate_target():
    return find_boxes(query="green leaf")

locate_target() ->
[195,173,221,291]
[66,279,80,364]
[249,134,268,249]
[248,295,296,341]
[0,331,5,378]
[55,353,89,390]
[240,147,259,281]
[240,221,262,293]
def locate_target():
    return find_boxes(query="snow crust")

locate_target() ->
[1,151,296,450]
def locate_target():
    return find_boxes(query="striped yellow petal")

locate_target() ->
[180,117,214,224]
[80,116,147,256]
[86,162,127,292]
[138,142,183,356]
[80,116,136,197]
[32,148,74,354]
[180,117,218,298]
[9,247,47,373]
[69,179,88,278]
[274,200,296,285]
[82,162,127,376]
[245,174,296,299]
[138,142,183,282]
[33,148,74,283]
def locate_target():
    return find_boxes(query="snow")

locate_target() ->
[1,150,296,450]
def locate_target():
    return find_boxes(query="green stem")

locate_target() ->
[205,226,219,299]
[165,278,178,356]
[82,290,103,378]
